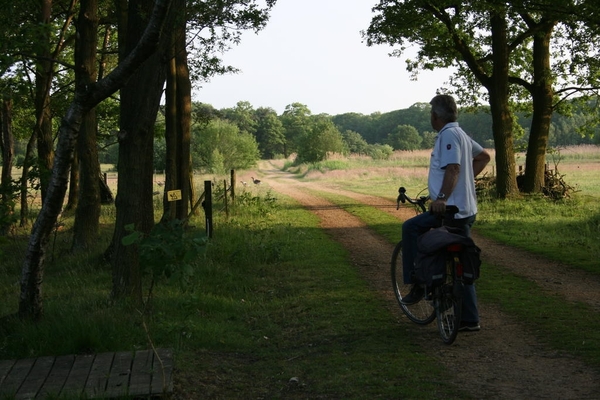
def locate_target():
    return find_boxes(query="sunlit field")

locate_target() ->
[275,145,598,199]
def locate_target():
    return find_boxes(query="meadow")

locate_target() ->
[0,145,599,398]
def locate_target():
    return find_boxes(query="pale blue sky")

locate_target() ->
[194,0,452,116]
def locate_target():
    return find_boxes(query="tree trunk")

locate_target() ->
[162,1,192,222]
[1,97,15,235]
[488,11,518,198]
[163,43,178,221]
[109,0,171,301]
[65,152,79,211]
[72,0,101,251]
[522,24,555,193]
[19,133,37,227]
[175,18,192,221]
[18,0,174,320]
[34,0,55,203]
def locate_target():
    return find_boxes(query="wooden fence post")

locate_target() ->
[230,169,236,207]
[223,179,228,217]
[203,180,213,238]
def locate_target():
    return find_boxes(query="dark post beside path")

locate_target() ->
[204,180,213,238]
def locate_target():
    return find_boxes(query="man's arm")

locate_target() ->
[473,149,491,177]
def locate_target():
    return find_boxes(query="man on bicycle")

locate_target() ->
[400,94,491,332]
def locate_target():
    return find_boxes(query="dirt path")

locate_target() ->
[248,164,600,399]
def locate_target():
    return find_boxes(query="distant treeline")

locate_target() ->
[89,99,599,172]
[331,102,599,150]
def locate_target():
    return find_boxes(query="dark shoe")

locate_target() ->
[401,284,425,305]
[459,321,481,332]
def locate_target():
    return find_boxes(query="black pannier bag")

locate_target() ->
[413,226,481,286]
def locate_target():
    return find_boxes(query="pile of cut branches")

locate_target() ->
[542,166,579,200]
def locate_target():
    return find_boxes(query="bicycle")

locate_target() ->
[391,186,466,345]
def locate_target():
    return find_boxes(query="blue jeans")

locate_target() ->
[401,212,479,324]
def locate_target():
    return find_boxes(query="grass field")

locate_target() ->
[1,145,599,398]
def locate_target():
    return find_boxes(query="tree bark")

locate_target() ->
[18,0,174,321]
[65,153,79,211]
[72,0,101,251]
[175,20,192,221]
[162,0,192,222]
[1,97,15,235]
[522,23,555,193]
[163,43,178,221]
[19,133,37,227]
[488,11,518,198]
[34,0,55,203]
[109,0,172,301]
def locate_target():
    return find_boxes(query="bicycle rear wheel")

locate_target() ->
[391,241,435,325]
[435,281,463,344]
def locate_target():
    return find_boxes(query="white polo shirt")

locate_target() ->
[428,122,484,219]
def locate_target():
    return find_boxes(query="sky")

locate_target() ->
[193,0,453,116]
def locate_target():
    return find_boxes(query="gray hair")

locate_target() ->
[430,94,458,122]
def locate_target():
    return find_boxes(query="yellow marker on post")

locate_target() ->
[167,190,182,202]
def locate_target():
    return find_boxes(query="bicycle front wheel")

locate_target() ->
[391,241,435,325]
[435,282,463,345]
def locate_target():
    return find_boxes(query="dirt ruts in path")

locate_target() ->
[255,165,600,400]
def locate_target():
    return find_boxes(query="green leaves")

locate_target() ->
[122,220,208,287]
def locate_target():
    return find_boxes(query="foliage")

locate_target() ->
[341,129,369,155]
[191,119,260,173]
[0,178,19,232]
[122,219,208,289]
[185,0,277,83]
[366,143,394,160]
[280,102,312,156]
[385,124,422,150]
[220,101,257,135]
[295,116,346,163]
[254,106,285,159]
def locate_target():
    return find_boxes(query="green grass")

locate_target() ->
[477,195,600,275]
[0,191,466,399]
[477,264,600,368]
[3,148,600,397]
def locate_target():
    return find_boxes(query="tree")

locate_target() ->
[109,0,277,299]
[366,1,520,198]
[421,130,437,149]
[508,3,600,192]
[341,130,369,155]
[163,0,193,222]
[222,101,258,136]
[108,0,173,301]
[367,1,600,196]
[71,0,101,251]
[332,112,378,144]
[18,0,174,321]
[385,124,422,150]
[192,119,259,172]
[254,107,285,159]
[280,102,312,157]
[0,96,15,235]
[296,116,345,163]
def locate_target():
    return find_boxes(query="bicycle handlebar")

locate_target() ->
[397,186,429,212]
[396,186,459,215]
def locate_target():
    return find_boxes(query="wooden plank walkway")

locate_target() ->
[0,348,173,399]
